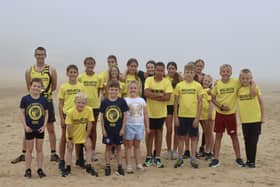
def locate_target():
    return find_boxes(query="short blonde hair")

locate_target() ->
[75,92,87,101]
[220,64,232,71]
[184,63,196,72]
[239,68,252,77]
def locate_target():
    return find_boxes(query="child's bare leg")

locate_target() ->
[126,140,133,168]
[85,138,92,164]
[115,145,122,166]
[177,136,185,158]
[173,125,178,151]
[146,131,154,156]
[190,136,198,158]
[91,122,97,152]
[184,136,190,151]
[213,133,223,159]
[59,127,66,160]
[26,139,34,169]
[66,141,73,166]
[105,145,112,165]
[35,139,44,169]
[230,134,241,159]
[155,129,163,157]
[165,115,173,151]
[133,140,141,165]
[208,120,214,153]
[46,123,56,153]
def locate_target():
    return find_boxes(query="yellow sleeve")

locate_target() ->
[197,84,203,96]
[174,84,180,96]
[77,74,82,83]
[256,85,261,96]
[88,108,95,122]
[144,77,151,89]
[58,85,65,99]
[165,79,173,93]
[211,83,218,96]
[65,110,73,125]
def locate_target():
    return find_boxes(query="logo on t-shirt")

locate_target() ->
[105,105,122,127]
[26,103,44,123]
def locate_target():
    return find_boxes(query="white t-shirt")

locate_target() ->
[125,97,146,126]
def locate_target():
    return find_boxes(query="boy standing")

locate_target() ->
[209,64,245,167]
[100,80,129,176]
[173,63,203,168]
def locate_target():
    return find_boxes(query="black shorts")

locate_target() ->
[102,134,123,145]
[149,118,165,130]
[177,117,198,137]
[167,105,174,115]
[92,108,99,121]
[48,101,56,123]
[25,131,45,140]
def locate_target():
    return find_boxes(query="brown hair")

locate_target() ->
[66,64,79,73]
[184,63,196,72]
[167,61,180,88]
[107,80,120,89]
[34,46,46,56]
[83,57,96,65]
[30,78,43,87]
[125,58,139,81]
[108,65,121,81]
[107,55,117,62]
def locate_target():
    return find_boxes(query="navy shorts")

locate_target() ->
[149,118,165,130]
[167,105,174,115]
[25,131,45,140]
[47,101,56,123]
[177,117,198,137]
[102,134,123,145]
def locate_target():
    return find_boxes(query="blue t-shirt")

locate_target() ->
[100,97,129,135]
[20,95,49,130]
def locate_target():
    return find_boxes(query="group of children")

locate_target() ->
[19,46,264,179]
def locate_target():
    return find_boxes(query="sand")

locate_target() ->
[0,80,280,187]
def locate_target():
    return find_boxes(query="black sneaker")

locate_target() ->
[86,165,98,177]
[235,158,245,167]
[143,157,153,167]
[174,159,184,168]
[199,146,205,157]
[209,159,220,168]
[190,158,199,168]
[116,165,125,176]
[50,153,60,162]
[204,152,213,161]
[75,159,85,169]
[105,165,111,176]
[11,154,25,164]
[37,168,46,178]
[183,150,190,159]
[246,162,256,168]
[24,168,32,178]
[61,168,71,177]
[58,160,65,171]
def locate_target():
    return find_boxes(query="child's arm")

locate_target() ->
[66,123,73,141]
[39,110,48,133]
[249,80,257,97]
[193,95,202,128]
[208,101,214,121]
[86,121,93,138]
[258,95,264,123]
[58,99,65,128]
[173,96,179,127]
[144,88,159,99]
[19,109,32,132]
[50,66,57,92]
[144,106,150,134]
[154,93,171,101]
[120,112,127,136]
[211,95,230,112]
[100,113,107,137]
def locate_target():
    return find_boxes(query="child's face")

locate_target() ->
[146,63,155,75]
[127,62,138,74]
[220,67,232,81]
[167,65,177,77]
[110,67,119,79]
[195,62,204,74]
[128,83,138,97]
[184,70,195,82]
[154,65,165,79]
[107,58,117,68]
[202,76,212,88]
[75,97,87,112]
[30,82,42,95]
[67,68,79,81]
[108,87,119,98]
[85,60,95,73]
[239,73,252,86]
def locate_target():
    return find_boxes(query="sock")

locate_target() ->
[22,150,26,155]
[66,165,71,172]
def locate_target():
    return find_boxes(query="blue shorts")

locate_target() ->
[125,124,144,141]
[102,134,123,145]
[177,117,198,137]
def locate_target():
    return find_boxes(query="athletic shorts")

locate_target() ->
[167,105,174,115]
[25,131,45,140]
[149,118,165,130]
[214,112,237,135]
[92,108,99,121]
[102,134,123,145]
[177,117,198,137]
[47,101,56,123]
[125,124,144,141]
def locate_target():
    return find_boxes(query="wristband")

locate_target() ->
[68,137,73,140]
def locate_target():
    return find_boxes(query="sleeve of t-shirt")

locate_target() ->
[19,96,26,109]
[88,108,95,122]
[99,100,106,114]
[197,84,203,96]
[211,83,218,96]
[58,85,64,99]
[174,84,180,96]
[121,99,129,112]
[43,97,49,110]
[77,75,82,83]
[165,80,173,93]
[256,85,261,96]
[144,77,151,89]
[65,111,73,125]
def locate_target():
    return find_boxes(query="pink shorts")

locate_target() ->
[214,112,237,135]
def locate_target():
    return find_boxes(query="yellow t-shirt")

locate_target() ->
[58,82,85,114]
[123,74,142,97]
[200,88,216,120]
[99,70,109,88]
[174,80,203,118]
[145,77,173,118]
[65,106,94,144]
[29,64,53,102]
[166,76,176,106]
[78,72,102,109]
[237,85,262,123]
[211,78,240,114]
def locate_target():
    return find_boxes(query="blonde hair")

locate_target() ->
[239,68,252,78]
[184,63,196,72]
[220,64,232,71]
[75,92,87,101]
[202,74,213,88]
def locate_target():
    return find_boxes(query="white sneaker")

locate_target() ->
[171,150,178,160]
[167,151,172,160]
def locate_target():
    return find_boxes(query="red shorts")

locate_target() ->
[214,112,237,135]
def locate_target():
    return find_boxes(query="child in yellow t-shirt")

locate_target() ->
[173,63,203,169]
[209,64,245,168]
[57,64,85,171]
[62,93,98,177]
[200,74,215,160]
[143,62,173,168]
[78,57,102,161]
[238,69,263,168]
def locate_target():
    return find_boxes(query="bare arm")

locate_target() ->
[211,95,230,111]
[144,106,150,130]
[144,88,171,101]
[50,66,57,92]
[208,101,215,120]
[66,124,73,139]
[100,113,107,137]
[258,95,264,123]
[193,95,202,128]
[86,121,93,138]
[120,112,127,136]
[39,110,48,133]
[173,96,179,127]
[20,108,32,132]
